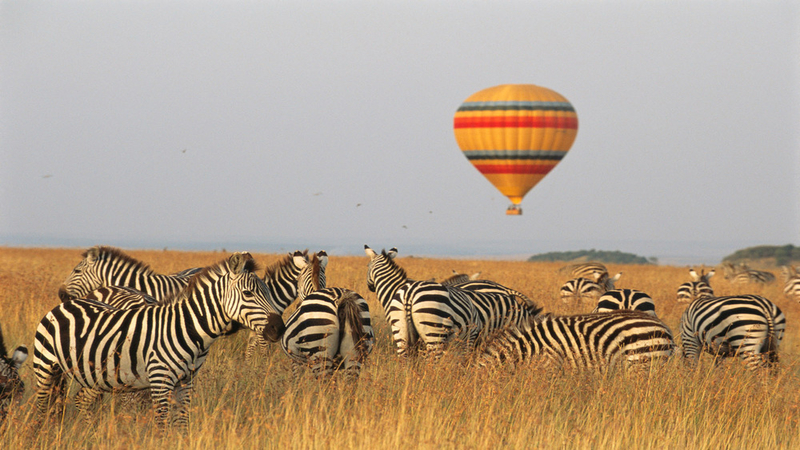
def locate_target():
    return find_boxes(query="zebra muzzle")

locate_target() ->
[57,285,75,302]
[262,313,286,342]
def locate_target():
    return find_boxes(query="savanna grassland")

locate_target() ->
[1,246,800,449]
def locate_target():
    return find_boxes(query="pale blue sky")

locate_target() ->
[2,1,798,264]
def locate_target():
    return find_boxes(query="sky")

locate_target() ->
[1,1,799,265]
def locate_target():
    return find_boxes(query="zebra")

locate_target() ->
[365,245,483,357]
[282,252,373,378]
[32,252,286,430]
[58,246,201,302]
[476,310,675,371]
[559,272,621,303]
[781,265,800,302]
[244,250,310,360]
[721,262,776,286]
[592,289,657,317]
[558,262,609,279]
[80,285,160,309]
[679,295,785,370]
[676,268,715,303]
[0,323,28,422]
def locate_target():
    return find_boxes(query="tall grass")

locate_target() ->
[1,247,798,448]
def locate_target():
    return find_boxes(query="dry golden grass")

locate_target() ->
[1,246,799,448]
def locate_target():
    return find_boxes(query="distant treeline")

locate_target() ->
[527,249,656,265]
[722,244,800,266]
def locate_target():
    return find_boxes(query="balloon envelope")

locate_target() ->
[453,84,578,211]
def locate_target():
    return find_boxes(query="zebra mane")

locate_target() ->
[182,255,260,297]
[381,248,407,280]
[264,250,308,281]
[87,246,155,276]
[309,252,322,291]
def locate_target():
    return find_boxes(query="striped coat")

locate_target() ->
[0,323,28,421]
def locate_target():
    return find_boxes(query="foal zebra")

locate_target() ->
[365,245,483,356]
[722,262,776,286]
[781,266,800,302]
[33,253,286,430]
[58,246,201,301]
[477,311,674,371]
[679,295,785,370]
[676,268,715,303]
[0,323,28,421]
[592,289,656,317]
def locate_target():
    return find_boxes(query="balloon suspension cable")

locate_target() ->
[506,204,522,215]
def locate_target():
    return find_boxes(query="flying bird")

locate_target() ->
[312,192,323,196]
[42,174,53,179]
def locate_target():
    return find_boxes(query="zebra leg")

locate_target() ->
[33,360,66,419]
[74,387,104,424]
[245,331,261,361]
[172,378,194,431]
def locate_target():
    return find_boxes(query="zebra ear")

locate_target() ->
[706,270,715,279]
[293,251,308,269]
[364,245,377,258]
[86,246,100,262]
[689,268,699,281]
[317,251,328,269]
[229,253,249,274]
[12,345,28,369]
[387,248,398,259]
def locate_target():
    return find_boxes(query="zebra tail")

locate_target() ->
[338,292,367,353]
[761,309,780,365]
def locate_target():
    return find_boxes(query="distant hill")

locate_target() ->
[527,249,656,265]
[722,244,800,267]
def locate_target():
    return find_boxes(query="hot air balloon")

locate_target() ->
[453,84,578,215]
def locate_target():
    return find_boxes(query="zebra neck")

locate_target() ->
[375,271,407,310]
[265,275,299,314]
[167,277,232,341]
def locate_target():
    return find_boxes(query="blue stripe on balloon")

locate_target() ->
[463,150,567,161]
[457,101,575,112]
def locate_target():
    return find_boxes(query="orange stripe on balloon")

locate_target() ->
[453,116,578,129]
[473,164,555,175]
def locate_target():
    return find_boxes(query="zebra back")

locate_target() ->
[679,294,786,370]
[0,323,28,421]
[477,311,674,371]
[722,262,776,285]
[440,270,481,286]
[592,289,656,317]
[558,262,609,280]
[59,246,199,301]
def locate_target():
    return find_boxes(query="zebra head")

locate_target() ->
[593,271,622,291]
[364,245,398,292]
[297,251,328,301]
[689,268,715,283]
[58,246,108,300]
[221,253,285,342]
[0,325,28,420]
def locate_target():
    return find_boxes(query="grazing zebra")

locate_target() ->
[722,262,776,286]
[0,323,28,421]
[365,245,482,356]
[676,268,715,303]
[679,295,785,370]
[33,253,286,430]
[477,310,674,371]
[592,289,657,317]
[559,262,609,279]
[58,246,201,301]
[244,250,310,360]
[560,272,621,303]
[781,266,800,302]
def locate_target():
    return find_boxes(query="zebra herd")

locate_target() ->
[0,247,795,430]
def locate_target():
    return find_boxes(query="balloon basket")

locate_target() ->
[505,205,522,215]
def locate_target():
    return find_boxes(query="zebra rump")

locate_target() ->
[592,289,656,317]
[477,311,674,371]
[679,294,785,370]
[781,266,800,302]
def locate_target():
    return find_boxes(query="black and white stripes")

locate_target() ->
[679,295,785,370]
[676,268,715,303]
[33,253,286,429]
[0,323,28,421]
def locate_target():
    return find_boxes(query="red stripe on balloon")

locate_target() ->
[473,164,555,175]
[453,116,578,129]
